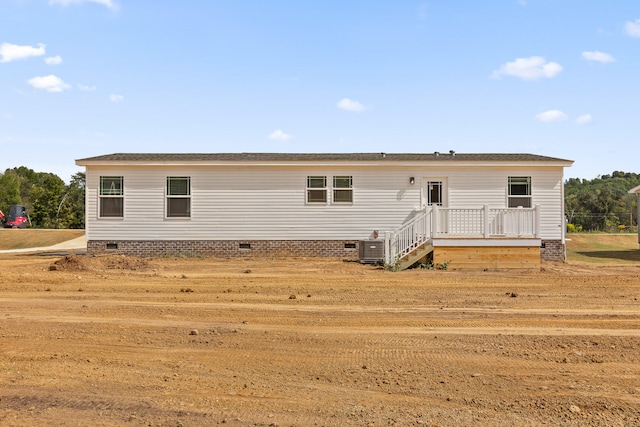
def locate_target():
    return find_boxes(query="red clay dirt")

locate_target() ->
[1,254,639,426]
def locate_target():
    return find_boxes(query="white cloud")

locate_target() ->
[78,84,96,91]
[576,114,593,124]
[268,129,292,141]
[535,110,568,122]
[109,94,124,102]
[492,56,562,80]
[337,98,366,112]
[582,51,615,63]
[49,0,118,10]
[27,75,71,92]
[625,19,640,37]
[0,43,46,63]
[44,55,63,65]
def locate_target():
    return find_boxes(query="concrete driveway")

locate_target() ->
[0,235,87,254]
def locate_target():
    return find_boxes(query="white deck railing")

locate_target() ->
[385,208,432,264]
[385,205,540,265]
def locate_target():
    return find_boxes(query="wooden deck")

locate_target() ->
[386,206,542,270]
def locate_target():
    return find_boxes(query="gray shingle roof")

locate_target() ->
[77,152,572,163]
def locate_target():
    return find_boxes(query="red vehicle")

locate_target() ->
[1,204,29,228]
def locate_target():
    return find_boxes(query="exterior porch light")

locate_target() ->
[409,177,415,185]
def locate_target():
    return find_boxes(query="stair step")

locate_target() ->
[396,244,435,271]
[399,243,428,261]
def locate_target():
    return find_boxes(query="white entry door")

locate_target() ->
[424,178,448,234]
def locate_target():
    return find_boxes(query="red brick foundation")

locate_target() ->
[87,239,564,263]
[540,239,564,261]
[87,240,360,259]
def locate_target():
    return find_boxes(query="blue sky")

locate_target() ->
[1,0,639,181]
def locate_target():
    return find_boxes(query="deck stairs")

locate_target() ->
[395,242,434,271]
[387,207,434,271]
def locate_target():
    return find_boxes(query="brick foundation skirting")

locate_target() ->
[87,240,360,259]
[88,238,565,263]
[540,239,564,261]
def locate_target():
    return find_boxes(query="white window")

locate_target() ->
[306,176,327,203]
[333,176,353,203]
[99,176,123,217]
[166,176,191,217]
[508,176,532,208]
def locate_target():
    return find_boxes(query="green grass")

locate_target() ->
[566,233,640,264]
[0,229,85,250]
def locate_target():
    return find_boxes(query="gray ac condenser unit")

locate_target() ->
[359,240,384,264]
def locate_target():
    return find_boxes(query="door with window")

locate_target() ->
[424,178,447,234]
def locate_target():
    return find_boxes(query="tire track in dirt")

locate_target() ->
[3,311,639,337]
[3,296,639,316]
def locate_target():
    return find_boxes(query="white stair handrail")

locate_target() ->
[385,207,432,265]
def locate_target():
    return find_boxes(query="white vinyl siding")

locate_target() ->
[85,166,420,241]
[445,167,564,240]
[84,164,566,242]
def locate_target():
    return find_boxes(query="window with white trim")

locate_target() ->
[166,176,191,217]
[306,176,327,203]
[508,176,531,208]
[99,176,123,217]
[333,176,353,203]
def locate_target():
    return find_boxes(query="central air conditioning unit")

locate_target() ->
[359,240,384,264]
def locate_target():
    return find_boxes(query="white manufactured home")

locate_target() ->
[76,152,573,270]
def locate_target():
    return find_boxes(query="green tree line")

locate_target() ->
[0,167,85,229]
[565,171,640,232]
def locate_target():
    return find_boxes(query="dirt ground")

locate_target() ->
[0,254,639,426]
